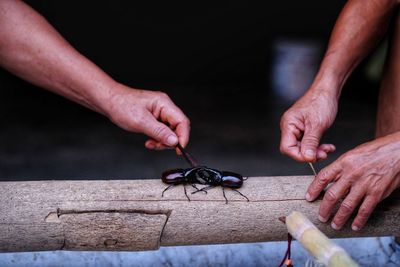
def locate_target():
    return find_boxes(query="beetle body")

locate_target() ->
[161,166,248,203]
[162,166,243,188]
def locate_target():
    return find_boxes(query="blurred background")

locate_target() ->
[1,1,397,267]
[0,0,384,180]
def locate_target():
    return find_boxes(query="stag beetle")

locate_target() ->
[161,166,249,203]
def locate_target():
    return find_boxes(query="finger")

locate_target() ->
[382,176,400,199]
[306,163,341,202]
[318,144,336,153]
[174,119,191,148]
[331,186,366,230]
[316,149,328,160]
[141,114,179,147]
[351,195,379,231]
[145,140,156,149]
[158,102,190,148]
[145,140,172,150]
[280,122,304,161]
[318,176,351,223]
[317,144,336,160]
[301,124,325,162]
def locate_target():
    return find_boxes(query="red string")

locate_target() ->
[278,233,293,267]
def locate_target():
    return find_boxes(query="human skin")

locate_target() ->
[0,0,190,152]
[280,0,400,230]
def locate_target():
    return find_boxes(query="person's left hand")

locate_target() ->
[305,132,400,230]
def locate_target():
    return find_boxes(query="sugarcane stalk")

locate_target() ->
[286,211,358,267]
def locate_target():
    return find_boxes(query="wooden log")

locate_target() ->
[0,176,399,252]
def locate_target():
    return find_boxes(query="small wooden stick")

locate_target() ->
[308,162,317,176]
[176,143,198,167]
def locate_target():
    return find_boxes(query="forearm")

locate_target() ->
[313,0,398,98]
[0,0,117,115]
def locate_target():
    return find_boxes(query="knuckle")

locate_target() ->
[324,190,338,202]
[348,169,362,179]
[280,111,294,128]
[316,178,327,189]
[157,91,170,100]
[317,169,331,184]
[279,143,288,154]
[182,117,191,126]
[305,135,319,144]
[368,182,385,199]
[303,134,320,147]
[280,111,290,122]
[152,126,169,139]
[357,207,372,219]
[339,201,354,214]
[340,153,356,167]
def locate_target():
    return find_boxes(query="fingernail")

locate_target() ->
[166,135,178,146]
[318,215,328,223]
[331,222,339,230]
[305,193,312,201]
[305,149,316,158]
[352,225,360,231]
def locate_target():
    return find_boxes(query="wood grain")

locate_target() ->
[0,176,399,252]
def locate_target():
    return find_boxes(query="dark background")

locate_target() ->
[0,1,381,180]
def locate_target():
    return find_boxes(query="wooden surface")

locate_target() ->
[1,176,399,252]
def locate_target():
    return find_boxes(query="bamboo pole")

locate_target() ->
[0,176,399,252]
[286,211,358,267]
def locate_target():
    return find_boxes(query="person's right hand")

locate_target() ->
[105,83,190,152]
[280,89,338,162]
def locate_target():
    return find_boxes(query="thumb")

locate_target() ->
[301,126,324,162]
[141,117,178,147]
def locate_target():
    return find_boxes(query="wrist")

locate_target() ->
[79,78,124,117]
[312,53,353,100]
[93,81,126,117]
[307,73,342,102]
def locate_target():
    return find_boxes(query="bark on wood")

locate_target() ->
[0,176,399,252]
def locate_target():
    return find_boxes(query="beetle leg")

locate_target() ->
[191,185,214,194]
[231,189,250,202]
[190,183,205,193]
[161,185,174,197]
[222,187,228,204]
[183,184,190,202]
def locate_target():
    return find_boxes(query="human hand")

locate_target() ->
[105,83,190,152]
[306,132,400,230]
[280,89,338,162]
